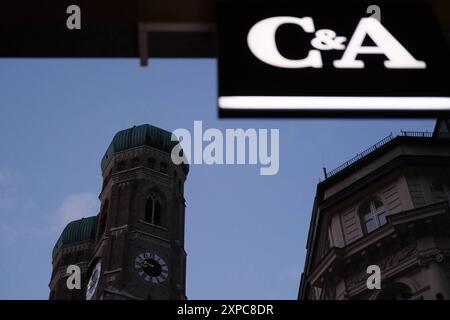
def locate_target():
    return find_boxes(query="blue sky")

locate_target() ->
[0,58,435,299]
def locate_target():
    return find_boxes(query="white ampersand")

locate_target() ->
[311,29,347,50]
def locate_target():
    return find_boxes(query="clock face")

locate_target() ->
[135,252,169,284]
[86,261,101,300]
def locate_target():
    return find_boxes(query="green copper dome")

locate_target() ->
[52,216,98,259]
[101,124,188,174]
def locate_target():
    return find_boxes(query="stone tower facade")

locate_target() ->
[50,124,189,300]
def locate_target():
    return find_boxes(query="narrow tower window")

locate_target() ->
[145,194,163,227]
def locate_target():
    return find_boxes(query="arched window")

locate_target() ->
[98,201,109,236]
[145,194,163,226]
[360,199,387,233]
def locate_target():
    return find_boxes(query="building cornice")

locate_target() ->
[303,202,450,297]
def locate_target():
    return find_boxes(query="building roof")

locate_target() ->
[100,124,189,174]
[52,216,98,260]
[321,120,449,183]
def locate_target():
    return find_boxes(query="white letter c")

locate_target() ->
[247,16,322,69]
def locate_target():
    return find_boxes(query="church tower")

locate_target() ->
[50,124,189,300]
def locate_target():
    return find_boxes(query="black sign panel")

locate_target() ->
[217,0,450,117]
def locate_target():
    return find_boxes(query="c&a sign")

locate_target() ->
[217,0,450,116]
[247,16,426,70]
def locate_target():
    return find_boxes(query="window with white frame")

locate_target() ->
[360,199,387,233]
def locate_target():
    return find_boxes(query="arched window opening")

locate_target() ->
[145,194,163,227]
[145,197,153,222]
[154,200,162,225]
[360,199,387,233]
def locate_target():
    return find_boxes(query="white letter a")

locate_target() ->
[66,265,81,290]
[366,265,381,290]
[66,5,81,30]
[334,18,426,69]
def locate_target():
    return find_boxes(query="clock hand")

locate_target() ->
[142,261,154,268]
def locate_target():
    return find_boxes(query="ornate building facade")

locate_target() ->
[49,124,189,300]
[299,119,450,300]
